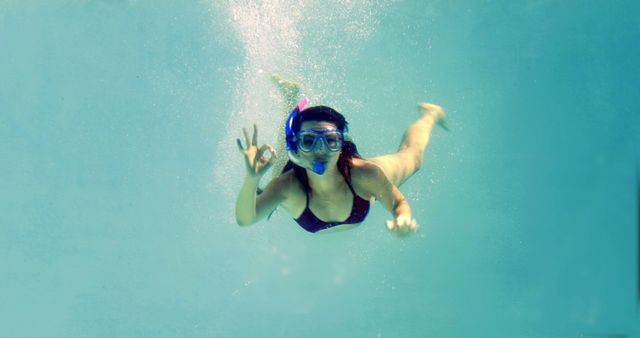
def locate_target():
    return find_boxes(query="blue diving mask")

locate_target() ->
[284,97,352,175]
[295,129,344,152]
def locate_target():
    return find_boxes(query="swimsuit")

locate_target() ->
[294,180,370,233]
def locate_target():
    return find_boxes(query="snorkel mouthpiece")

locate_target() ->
[287,152,327,175]
[312,162,326,175]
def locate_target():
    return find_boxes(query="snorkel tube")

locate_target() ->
[285,97,327,175]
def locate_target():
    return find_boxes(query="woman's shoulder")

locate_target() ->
[349,158,388,198]
[270,169,306,214]
[350,158,385,179]
[268,169,300,192]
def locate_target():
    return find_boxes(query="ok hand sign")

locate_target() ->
[236,124,277,178]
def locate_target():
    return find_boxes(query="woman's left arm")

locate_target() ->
[355,162,419,235]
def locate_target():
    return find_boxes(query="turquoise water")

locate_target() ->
[1,1,639,337]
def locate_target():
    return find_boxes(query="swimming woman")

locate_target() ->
[235,77,447,235]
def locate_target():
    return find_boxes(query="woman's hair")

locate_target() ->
[281,105,362,194]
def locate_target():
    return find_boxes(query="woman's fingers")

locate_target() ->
[265,144,276,159]
[255,144,270,163]
[240,125,260,149]
[386,217,419,234]
[243,128,251,148]
[239,126,277,177]
[396,215,410,227]
[256,144,277,165]
[386,220,395,231]
[253,144,276,173]
[252,124,258,146]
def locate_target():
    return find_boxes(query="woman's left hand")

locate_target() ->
[386,213,419,236]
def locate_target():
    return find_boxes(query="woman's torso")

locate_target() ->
[279,158,376,233]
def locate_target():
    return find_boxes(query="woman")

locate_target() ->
[235,78,446,235]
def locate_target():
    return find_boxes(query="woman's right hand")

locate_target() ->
[236,124,277,178]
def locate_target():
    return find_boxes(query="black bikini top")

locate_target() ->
[294,180,370,233]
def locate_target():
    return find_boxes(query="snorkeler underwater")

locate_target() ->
[2,0,638,337]
[235,76,448,235]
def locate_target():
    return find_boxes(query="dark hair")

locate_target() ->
[281,105,362,194]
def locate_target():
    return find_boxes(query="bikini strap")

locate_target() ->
[304,187,310,209]
[345,179,357,195]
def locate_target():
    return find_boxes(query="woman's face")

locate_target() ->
[297,120,342,166]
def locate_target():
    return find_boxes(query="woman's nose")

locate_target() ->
[313,139,327,152]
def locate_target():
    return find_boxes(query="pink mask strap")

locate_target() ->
[296,97,309,112]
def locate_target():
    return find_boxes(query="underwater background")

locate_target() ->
[1,0,639,337]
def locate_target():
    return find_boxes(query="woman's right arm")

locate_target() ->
[235,174,288,225]
[234,124,288,226]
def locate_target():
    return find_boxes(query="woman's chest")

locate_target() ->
[285,185,355,222]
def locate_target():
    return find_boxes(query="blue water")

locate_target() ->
[1,1,638,337]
